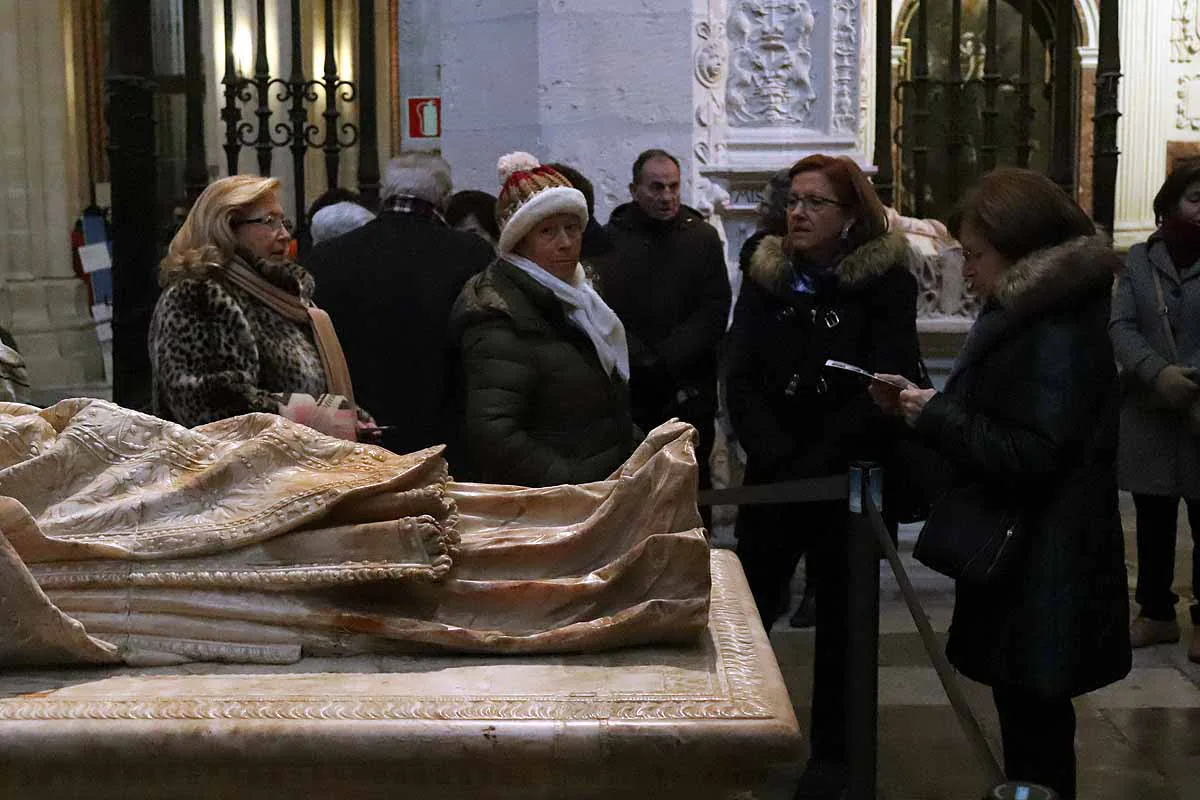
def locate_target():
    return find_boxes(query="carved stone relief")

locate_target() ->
[1178,75,1200,130]
[694,12,729,167]
[1174,0,1200,63]
[694,176,732,219]
[726,0,817,126]
[830,0,858,133]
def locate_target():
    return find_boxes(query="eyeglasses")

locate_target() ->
[234,215,294,234]
[785,194,846,212]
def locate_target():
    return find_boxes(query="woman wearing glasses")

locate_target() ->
[149,175,362,439]
[873,169,1130,799]
[724,154,924,798]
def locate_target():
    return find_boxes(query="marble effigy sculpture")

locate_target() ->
[0,399,710,667]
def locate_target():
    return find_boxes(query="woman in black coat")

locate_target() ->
[876,169,1131,799]
[724,154,924,798]
[450,153,634,487]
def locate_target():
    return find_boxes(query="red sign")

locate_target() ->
[407,97,442,138]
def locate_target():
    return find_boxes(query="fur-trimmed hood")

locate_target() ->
[991,234,1120,318]
[747,231,911,295]
[944,234,1121,388]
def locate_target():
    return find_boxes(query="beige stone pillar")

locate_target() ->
[1113,0,1172,249]
[0,0,104,400]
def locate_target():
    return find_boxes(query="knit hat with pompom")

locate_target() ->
[494,152,588,254]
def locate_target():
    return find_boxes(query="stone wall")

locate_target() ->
[0,1,105,403]
[440,0,696,223]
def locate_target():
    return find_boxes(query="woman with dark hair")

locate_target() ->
[445,189,501,248]
[874,168,1131,799]
[738,168,792,273]
[724,154,924,797]
[1111,158,1200,665]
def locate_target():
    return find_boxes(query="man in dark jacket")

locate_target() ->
[305,153,494,462]
[597,149,731,500]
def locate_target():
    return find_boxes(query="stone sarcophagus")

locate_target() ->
[0,551,800,799]
[0,399,800,797]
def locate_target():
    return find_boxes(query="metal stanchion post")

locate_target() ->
[845,463,882,800]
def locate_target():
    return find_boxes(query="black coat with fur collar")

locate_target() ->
[725,230,923,481]
[915,235,1131,697]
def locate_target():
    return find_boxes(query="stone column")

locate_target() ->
[0,0,105,401]
[1113,0,1171,249]
[1077,50,1098,215]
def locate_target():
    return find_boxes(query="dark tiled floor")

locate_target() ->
[716,491,1200,799]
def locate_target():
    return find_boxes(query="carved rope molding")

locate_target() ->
[726,0,817,127]
[0,554,776,722]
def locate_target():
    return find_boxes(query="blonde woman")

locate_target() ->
[149,175,363,439]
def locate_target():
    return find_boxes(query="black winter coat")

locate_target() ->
[305,212,494,459]
[915,235,1131,698]
[449,259,634,487]
[597,203,731,429]
[725,231,924,484]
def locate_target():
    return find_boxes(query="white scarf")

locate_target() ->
[505,254,630,381]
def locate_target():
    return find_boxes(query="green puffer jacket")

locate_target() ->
[449,259,635,487]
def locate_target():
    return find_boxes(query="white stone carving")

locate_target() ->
[694,7,730,172]
[960,32,987,80]
[0,553,775,723]
[694,177,732,218]
[726,0,817,126]
[830,0,858,134]
[1177,74,1200,130]
[1173,0,1200,63]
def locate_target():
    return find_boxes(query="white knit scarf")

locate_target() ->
[505,254,630,381]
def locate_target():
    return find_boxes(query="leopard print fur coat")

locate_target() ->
[148,256,327,427]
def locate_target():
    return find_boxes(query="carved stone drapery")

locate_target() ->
[726,0,816,126]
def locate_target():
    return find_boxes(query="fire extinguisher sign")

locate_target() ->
[407,97,442,139]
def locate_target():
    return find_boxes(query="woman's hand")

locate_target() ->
[277,393,358,441]
[898,387,938,427]
[868,373,915,415]
[1154,364,1200,409]
[356,415,387,444]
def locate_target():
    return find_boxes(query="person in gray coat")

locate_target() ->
[1110,159,1200,664]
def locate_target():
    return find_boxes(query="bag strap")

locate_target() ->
[306,306,356,407]
[865,497,1007,787]
[221,259,358,411]
[1149,266,1180,362]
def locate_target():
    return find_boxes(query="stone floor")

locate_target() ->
[713,491,1200,800]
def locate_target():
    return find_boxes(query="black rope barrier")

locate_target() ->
[698,467,1005,798]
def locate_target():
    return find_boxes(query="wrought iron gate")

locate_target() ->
[870,0,1120,229]
[108,0,382,409]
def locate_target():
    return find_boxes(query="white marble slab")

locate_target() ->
[0,550,800,799]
